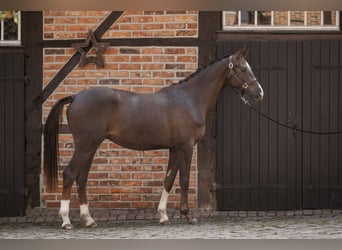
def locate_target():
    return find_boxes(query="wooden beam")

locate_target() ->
[21,11,43,208]
[43,37,198,48]
[34,11,124,105]
[197,11,222,210]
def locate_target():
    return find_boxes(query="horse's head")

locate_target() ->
[226,47,264,105]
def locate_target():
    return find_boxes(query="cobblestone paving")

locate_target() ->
[1,208,342,239]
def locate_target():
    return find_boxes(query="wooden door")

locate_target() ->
[216,39,342,210]
[0,48,26,216]
[302,40,342,209]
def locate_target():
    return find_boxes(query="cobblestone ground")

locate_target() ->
[1,208,342,239]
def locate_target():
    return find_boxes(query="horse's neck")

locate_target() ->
[182,58,228,117]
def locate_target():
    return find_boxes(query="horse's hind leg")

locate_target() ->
[76,150,97,228]
[59,148,95,229]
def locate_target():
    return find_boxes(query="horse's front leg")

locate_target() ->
[158,148,179,224]
[178,145,197,224]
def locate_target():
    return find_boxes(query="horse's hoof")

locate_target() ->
[86,222,97,228]
[159,219,170,225]
[185,215,198,225]
[188,218,198,225]
[62,223,73,230]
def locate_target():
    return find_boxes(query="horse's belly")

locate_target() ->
[107,120,172,150]
[108,117,204,150]
[107,132,170,150]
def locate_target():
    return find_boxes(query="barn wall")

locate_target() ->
[41,11,199,209]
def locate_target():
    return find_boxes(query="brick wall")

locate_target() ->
[44,11,198,39]
[42,11,199,209]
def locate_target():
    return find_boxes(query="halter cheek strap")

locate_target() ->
[227,56,235,79]
[227,55,256,90]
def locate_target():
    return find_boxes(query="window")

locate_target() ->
[0,11,21,46]
[223,11,340,31]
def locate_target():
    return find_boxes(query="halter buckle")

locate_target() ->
[242,82,248,89]
[228,62,234,69]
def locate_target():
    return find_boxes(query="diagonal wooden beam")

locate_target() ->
[34,11,124,105]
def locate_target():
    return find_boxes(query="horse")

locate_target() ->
[43,47,264,229]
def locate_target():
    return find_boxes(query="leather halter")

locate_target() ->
[227,55,258,91]
[227,55,259,105]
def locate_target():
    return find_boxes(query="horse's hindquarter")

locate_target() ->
[66,88,122,149]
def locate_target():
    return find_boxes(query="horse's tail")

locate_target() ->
[44,95,75,191]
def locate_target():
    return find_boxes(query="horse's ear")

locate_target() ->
[241,46,249,58]
[233,46,249,59]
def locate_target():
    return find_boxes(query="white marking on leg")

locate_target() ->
[158,189,170,224]
[59,200,72,229]
[80,204,96,227]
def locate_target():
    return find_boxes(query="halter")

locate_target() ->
[227,55,258,90]
[227,55,258,105]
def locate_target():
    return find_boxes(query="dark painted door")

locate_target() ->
[0,48,26,216]
[217,39,342,210]
[302,40,342,209]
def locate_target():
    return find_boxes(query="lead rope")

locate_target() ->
[227,55,342,135]
[246,104,342,135]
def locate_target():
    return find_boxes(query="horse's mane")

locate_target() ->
[174,54,230,86]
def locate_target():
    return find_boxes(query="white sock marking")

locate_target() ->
[158,189,169,223]
[59,200,72,228]
[80,204,96,227]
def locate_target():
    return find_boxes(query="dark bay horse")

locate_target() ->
[44,47,263,229]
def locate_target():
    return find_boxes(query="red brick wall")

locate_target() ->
[42,11,199,209]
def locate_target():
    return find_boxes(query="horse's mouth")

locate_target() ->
[240,95,250,105]
[241,94,261,105]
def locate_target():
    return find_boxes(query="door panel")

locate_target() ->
[217,40,302,210]
[217,39,342,210]
[0,49,26,216]
[302,40,342,209]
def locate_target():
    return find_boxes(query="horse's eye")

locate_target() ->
[240,66,247,72]
[240,61,247,71]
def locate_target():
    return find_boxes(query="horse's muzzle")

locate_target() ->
[253,81,264,102]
